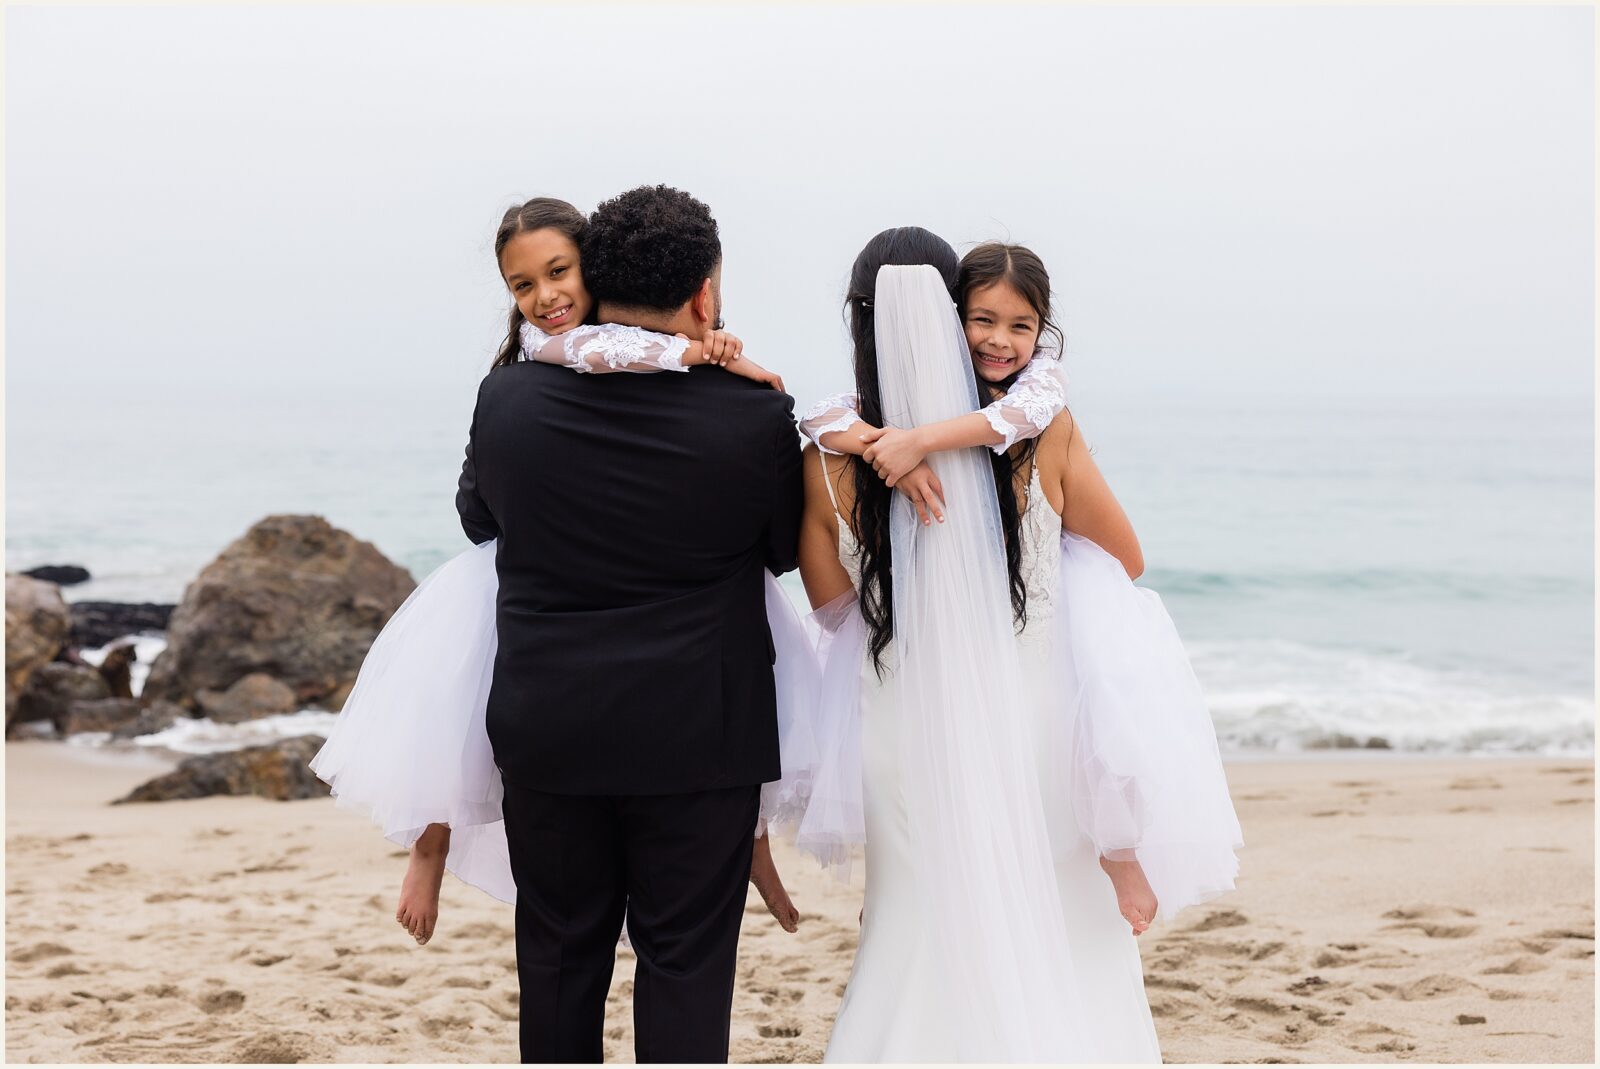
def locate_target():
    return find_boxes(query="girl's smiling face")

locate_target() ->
[962,280,1042,383]
[500,227,592,334]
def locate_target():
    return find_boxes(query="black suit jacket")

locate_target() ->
[456,360,804,796]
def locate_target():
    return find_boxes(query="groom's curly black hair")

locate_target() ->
[581,185,722,312]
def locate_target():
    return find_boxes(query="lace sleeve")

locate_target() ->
[980,356,1067,453]
[520,322,691,374]
[798,392,861,455]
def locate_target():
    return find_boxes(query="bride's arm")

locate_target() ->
[1046,413,1143,580]
[797,446,857,610]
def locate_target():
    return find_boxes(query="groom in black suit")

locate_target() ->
[456,185,804,1063]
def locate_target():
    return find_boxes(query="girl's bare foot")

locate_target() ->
[749,835,800,932]
[396,824,450,945]
[1100,855,1158,936]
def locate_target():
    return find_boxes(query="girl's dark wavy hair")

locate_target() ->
[490,197,589,369]
[957,239,1076,492]
[845,227,1031,675]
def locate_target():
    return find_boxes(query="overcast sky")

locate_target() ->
[6,3,1593,413]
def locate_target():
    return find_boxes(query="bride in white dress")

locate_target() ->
[773,228,1240,1061]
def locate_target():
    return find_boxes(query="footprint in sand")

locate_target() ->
[1398,973,1479,1001]
[1448,776,1502,790]
[1381,905,1478,939]
[197,988,247,1013]
[758,1023,803,1038]
[1186,909,1250,932]
[11,941,74,963]
[88,862,130,877]
[1481,956,1547,975]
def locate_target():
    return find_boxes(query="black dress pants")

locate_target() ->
[499,780,760,1064]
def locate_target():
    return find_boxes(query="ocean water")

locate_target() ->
[7,382,1594,756]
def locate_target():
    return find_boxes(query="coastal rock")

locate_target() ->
[114,735,330,803]
[5,574,72,722]
[70,602,175,650]
[142,515,414,712]
[22,565,91,586]
[109,701,186,740]
[55,698,144,736]
[9,663,110,735]
[195,673,298,724]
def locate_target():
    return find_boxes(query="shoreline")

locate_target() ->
[5,743,1593,1063]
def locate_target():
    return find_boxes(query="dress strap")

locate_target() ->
[817,448,844,517]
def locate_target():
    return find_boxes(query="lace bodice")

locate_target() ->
[799,356,1068,455]
[520,321,690,374]
[820,456,1061,641]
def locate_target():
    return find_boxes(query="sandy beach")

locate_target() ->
[4,743,1592,1063]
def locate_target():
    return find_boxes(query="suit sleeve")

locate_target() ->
[764,395,804,576]
[455,378,501,546]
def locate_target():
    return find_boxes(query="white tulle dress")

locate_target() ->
[309,322,822,903]
[783,451,1238,1062]
[790,377,1243,927]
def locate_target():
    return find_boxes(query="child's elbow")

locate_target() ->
[1122,547,1145,581]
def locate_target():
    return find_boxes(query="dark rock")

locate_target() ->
[1456,1014,1486,1025]
[10,662,110,734]
[142,515,414,711]
[195,673,298,724]
[22,565,90,586]
[1305,733,1362,750]
[1363,736,1392,750]
[69,602,175,650]
[109,701,186,740]
[56,698,144,736]
[6,574,71,723]
[97,643,136,700]
[115,735,330,803]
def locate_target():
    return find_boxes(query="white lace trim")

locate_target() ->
[980,356,1068,454]
[799,391,861,455]
[519,321,691,374]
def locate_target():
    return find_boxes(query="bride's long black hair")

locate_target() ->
[846,227,1030,675]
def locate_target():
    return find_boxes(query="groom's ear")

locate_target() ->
[690,276,715,327]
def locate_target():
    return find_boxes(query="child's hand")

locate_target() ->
[724,354,785,392]
[702,328,744,366]
[860,426,930,488]
[895,462,946,526]
[677,330,744,367]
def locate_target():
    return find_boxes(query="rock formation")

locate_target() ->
[195,673,299,724]
[69,602,174,650]
[9,662,110,735]
[142,515,414,712]
[115,736,330,803]
[5,574,71,722]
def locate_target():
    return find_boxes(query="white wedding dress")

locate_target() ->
[757,265,1240,1062]
[813,458,1161,1062]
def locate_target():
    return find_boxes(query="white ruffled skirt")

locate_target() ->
[768,533,1241,927]
[308,539,821,905]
